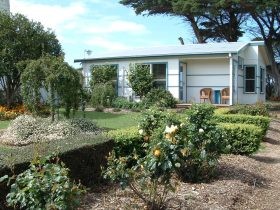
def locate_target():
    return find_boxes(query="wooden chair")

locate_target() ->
[200,88,212,103]
[221,87,230,104]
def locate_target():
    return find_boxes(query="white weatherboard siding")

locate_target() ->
[185,58,230,103]
[238,45,265,104]
[82,57,179,99]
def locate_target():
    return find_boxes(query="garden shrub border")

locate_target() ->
[214,114,270,135]
[218,123,263,155]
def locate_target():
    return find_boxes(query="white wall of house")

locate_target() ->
[184,58,230,103]
[237,45,266,104]
[81,57,180,100]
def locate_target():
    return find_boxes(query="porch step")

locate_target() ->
[176,103,230,108]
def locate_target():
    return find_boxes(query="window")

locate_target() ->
[151,64,166,89]
[244,66,256,93]
[260,67,265,93]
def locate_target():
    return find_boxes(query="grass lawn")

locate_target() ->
[0,111,140,130]
[0,120,10,130]
[73,110,140,129]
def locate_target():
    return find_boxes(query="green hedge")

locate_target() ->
[214,114,270,135]
[107,126,143,158]
[0,134,113,209]
[218,123,263,155]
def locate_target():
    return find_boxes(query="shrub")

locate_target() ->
[90,65,117,87]
[218,123,263,155]
[107,127,142,156]
[214,107,230,115]
[2,155,85,210]
[70,118,99,133]
[104,109,181,209]
[103,104,224,208]
[95,105,104,112]
[214,114,270,136]
[228,103,269,116]
[112,97,142,109]
[128,64,153,98]
[91,82,116,107]
[0,104,27,120]
[180,103,224,182]
[137,107,180,137]
[142,88,177,108]
[107,127,144,167]
[0,115,101,146]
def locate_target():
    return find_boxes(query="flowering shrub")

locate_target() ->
[179,104,224,182]
[0,115,100,146]
[104,105,224,208]
[0,104,26,120]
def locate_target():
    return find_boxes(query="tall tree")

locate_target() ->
[0,12,63,107]
[240,0,280,95]
[120,0,246,42]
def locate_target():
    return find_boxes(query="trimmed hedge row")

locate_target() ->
[107,126,143,158]
[0,134,113,209]
[214,114,270,135]
[107,122,264,157]
[218,123,263,155]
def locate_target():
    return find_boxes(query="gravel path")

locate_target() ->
[80,119,280,209]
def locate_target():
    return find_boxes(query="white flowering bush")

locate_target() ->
[0,115,99,146]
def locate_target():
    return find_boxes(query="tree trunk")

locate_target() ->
[265,40,280,97]
[187,15,206,43]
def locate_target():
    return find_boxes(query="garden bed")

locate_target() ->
[79,119,280,209]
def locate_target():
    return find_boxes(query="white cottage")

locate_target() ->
[74,41,271,105]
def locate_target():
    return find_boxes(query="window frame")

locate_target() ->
[244,65,256,93]
[260,67,265,94]
[139,62,168,89]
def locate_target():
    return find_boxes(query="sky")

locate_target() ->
[10,0,195,68]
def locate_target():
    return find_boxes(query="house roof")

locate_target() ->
[74,41,264,62]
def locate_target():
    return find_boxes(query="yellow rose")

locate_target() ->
[153,149,161,157]
[165,133,172,139]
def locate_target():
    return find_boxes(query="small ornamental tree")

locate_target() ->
[90,65,117,87]
[21,55,83,120]
[90,65,117,107]
[128,64,153,98]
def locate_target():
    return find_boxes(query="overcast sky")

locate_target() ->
[10,0,194,68]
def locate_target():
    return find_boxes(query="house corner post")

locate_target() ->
[229,53,233,105]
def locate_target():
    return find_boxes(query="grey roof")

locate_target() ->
[75,41,264,62]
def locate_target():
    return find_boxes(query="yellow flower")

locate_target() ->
[165,133,172,139]
[180,148,188,156]
[153,149,161,157]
